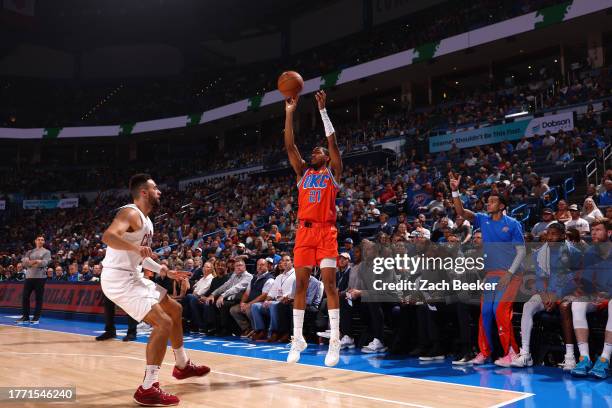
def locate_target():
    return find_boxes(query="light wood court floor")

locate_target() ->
[0,325,532,408]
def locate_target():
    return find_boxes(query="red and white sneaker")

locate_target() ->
[172,361,211,380]
[494,348,518,367]
[133,382,179,406]
[468,352,489,365]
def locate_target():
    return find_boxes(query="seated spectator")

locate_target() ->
[67,262,80,282]
[555,200,572,223]
[250,255,295,341]
[531,208,556,240]
[581,198,603,224]
[188,260,230,335]
[210,259,253,336]
[53,266,67,281]
[183,262,216,332]
[230,258,274,337]
[565,205,590,236]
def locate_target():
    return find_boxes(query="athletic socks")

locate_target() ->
[293,309,305,340]
[578,342,589,357]
[173,346,189,369]
[602,343,612,361]
[142,365,160,389]
[328,308,340,341]
[566,344,574,356]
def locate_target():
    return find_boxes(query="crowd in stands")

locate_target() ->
[1,0,574,127]
[1,62,610,196]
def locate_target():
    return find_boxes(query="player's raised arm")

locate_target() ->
[102,208,152,258]
[284,96,307,178]
[449,172,475,222]
[316,90,342,179]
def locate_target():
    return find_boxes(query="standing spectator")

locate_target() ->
[17,235,51,324]
[599,180,612,206]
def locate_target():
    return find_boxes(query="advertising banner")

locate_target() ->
[22,198,79,210]
[0,282,124,315]
[429,112,574,153]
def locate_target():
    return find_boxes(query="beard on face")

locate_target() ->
[148,193,161,211]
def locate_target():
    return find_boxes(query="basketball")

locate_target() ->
[277,71,304,98]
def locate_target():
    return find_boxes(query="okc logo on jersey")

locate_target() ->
[302,174,330,190]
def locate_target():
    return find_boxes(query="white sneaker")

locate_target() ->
[510,350,533,368]
[137,322,152,331]
[340,335,355,349]
[361,338,387,354]
[287,336,307,364]
[317,330,331,339]
[559,354,576,371]
[325,338,341,367]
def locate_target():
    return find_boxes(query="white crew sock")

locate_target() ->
[602,343,612,361]
[293,309,305,340]
[173,346,189,369]
[565,344,574,357]
[328,309,340,341]
[142,365,160,389]
[578,342,589,357]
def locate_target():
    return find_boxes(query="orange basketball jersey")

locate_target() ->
[297,167,338,223]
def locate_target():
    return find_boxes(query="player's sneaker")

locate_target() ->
[95,331,117,341]
[316,330,331,339]
[172,361,211,380]
[418,344,445,361]
[452,352,475,365]
[339,335,355,349]
[30,317,40,324]
[468,352,489,365]
[325,338,341,367]
[571,355,593,377]
[287,336,307,364]
[588,356,609,379]
[510,349,533,368]
[361,338,387,354]
[494,348,518,367]
[133,383,179,406]
[15,316,29,324]
[558,354,576,371]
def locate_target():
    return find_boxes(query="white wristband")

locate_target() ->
[319,108,335,137]
[452,191,460,198]
[142,257,162,274]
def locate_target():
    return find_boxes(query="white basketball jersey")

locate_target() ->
[102,204,153,272]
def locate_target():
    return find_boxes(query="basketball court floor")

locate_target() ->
[0,313,609,408]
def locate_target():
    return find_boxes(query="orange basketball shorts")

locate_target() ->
[293,222,339,267]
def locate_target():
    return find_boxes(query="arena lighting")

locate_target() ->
[505,111,529,119]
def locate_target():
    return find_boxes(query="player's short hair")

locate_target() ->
[314,146,329,156]
[590,217,611,231]
[488,193,507,209]
[129,173,152,199]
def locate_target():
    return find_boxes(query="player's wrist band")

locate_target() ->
[142,257,162,274]
[451,191,460,198]
[319,108,335,137]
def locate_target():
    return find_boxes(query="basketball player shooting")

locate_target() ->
[284,90,343,367]
[101,174,210,406]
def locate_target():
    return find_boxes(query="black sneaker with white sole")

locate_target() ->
[30,317,40,324]
[16,316,30,324]
[452,353,476,365]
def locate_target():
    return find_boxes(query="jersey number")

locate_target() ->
[308,190,321,203]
